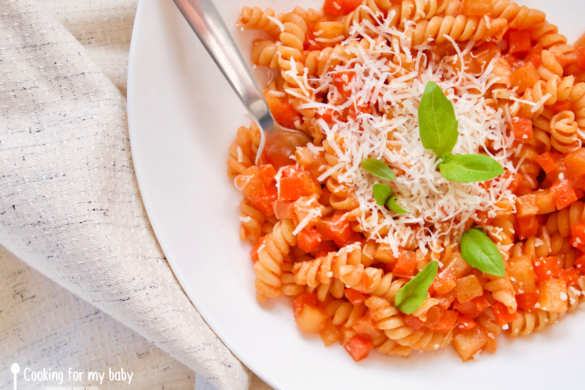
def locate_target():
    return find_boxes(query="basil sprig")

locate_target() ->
[418,82,458,157]
[418,82,503,183]
[460,228,505,276]
[439,154,505,183]
[386,196,407,214]
[373,183,392,206]
[394,261,438,314]
[361,158,396,181]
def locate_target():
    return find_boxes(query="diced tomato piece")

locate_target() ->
[533,256,562,282]
[344,334,373,362]
[515,215,539,240]
[577,46,585,70]
[237,165,278,217]
[565,149,585,180]
[526,44,543,67]
[304,31,322,51]
[561,268,580,287]
[278,166,319,201]
[323,0,343,18]
[293,293,318,318]
[250,240,263,262]
[351,314,380,339]
[297,227,323,253]
[345,288,369,305]
[432,310,459,333]
[323,0,362,17]
[535,152,559,174]
[453,296,490,318]
[511,117,533,143]
[264,91,299,129]
[456,315,477,330]
[508,30,532,54]
[319,213,354,247]
[403,315,425,330]
[510,62,539,93]
[571,223,585,252]
[550,100,572,113]
[551,180,578,210]
[392,250,417,277]
[576,255,585,275]
[516,292,539,312]
[492,302,517,325]
[348,104,373,120]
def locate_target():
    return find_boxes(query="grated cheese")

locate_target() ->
[291,16,516,254]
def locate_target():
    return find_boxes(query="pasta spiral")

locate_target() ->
[293,244,363,288]
[239,200,265,244]
[484,277,517,313]
[490,0,545,29]
[227,123,260,177]
[529,22,567,50]
[408,16,508,46]
[546,201,585,238]
[324,299,367,327]
[254,220,296,302]
[508,310,562,337]
[338,264,407,301]
[377,338,412,357]
[238,6,282,38]
[550,110,580,153]
[366,297,453,351]
[251,40,281,69]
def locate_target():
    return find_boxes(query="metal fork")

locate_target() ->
[173,0,310,163]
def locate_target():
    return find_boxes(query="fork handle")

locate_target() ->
[173,0,276,132]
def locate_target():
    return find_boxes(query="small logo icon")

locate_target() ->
[10,363,20,390]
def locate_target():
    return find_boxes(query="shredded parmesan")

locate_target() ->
[297,15,516,254]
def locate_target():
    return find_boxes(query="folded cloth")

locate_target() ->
[0,1,263,389]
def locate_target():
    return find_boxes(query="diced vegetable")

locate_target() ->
[535,152,559,174]
[492,302,517,325]
[511,117,533,143]
[453,327,488,361]
[264,91,299,128]
[516,190,555,217]
[297,227,323,253]
[293,293,326,333]
[456,315,477,330]
[432,310,459,333]
[351,315,381,339]
[510,63,539,93]
[508,30,531,54]
[538,278,568,313]
[455,274,484,303]
[323,0,362,17]
[274,200,294,220]
[279,166,320,201]
[533,256,562,282]
[570,223,585,252]
[516,292,539,312]
[453,295,490,318]
[550,180,578,210]
[565,149,585,180]
[345,288,369,305]
[236,165,278,217]
[515,215,539,240]
[508,255,536,292]
[392,250,418,277]
[344,334,373,362]
[526,44,543,67]
[319,213,359,247]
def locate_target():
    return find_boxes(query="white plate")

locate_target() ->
[128,1,585,389]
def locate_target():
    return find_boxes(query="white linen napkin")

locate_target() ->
[0,1,264,389]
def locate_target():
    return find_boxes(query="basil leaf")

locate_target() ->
[361,158,396,181]
[394,261,438,314]
[373,183,392,206]
[460,228,505,277]
[439,154,504,183]
[386,196,407,214]
[418,81,458,157]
